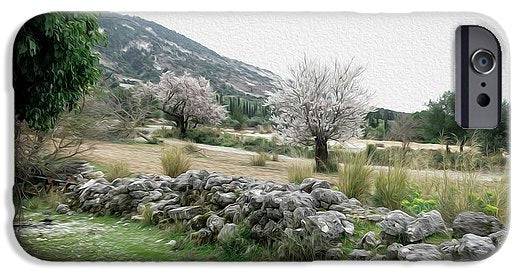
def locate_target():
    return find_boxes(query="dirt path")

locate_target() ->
[81,138,503,184]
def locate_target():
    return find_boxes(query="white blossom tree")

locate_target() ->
[149,72,226,136]
[267,58,373,171]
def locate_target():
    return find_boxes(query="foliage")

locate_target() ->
[401,192,437,215]
[14,12,105,132]
[152,126,180,139]
[105,161,132,182]
[160,147,192,177]
[415,91,470,149]
[372,166,412,209]
[149,72,227,136]
[387,114,421,149]
[276,231,335,261]
[268,58,373,170]
[287,161,314,184]
[249,153,267,166]
[477,101,509,154]
[337,153,373,201]
[140,204,154,225]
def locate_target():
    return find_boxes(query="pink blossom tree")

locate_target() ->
[267,58,373,171]
[149,72,226,136]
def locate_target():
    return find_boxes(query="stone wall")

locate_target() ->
[58,166,506,261]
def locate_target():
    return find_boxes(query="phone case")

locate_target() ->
[12,12,509,262]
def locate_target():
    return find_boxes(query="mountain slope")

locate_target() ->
[97,13,280,99]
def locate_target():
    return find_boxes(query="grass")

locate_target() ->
[249,153,267,166]
[337,153,373,201]
[16,200,274,261]
[161,147,192,177]
[287,160,314,184]
[372,166,412,210]
[105,161,132,182]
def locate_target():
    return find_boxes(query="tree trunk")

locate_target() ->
[314,136,329,172]
[459,138,466,152]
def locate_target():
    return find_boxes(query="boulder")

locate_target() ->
[456,234,496,261]
[302,211,354,240]
[191,228,213,244]
[167,206,204,221]
[452,212,504,237]
[207,214,225,233]
[325,247,344,260]
[397,243,443,261]
[211,192,238,207]
[310,188,348,207]
[205,174,233,189]
[406,210,447,242]
[378,210,415,237]
[386,243,403,260]
[217,223,238,243]
[488,230,507,247]
[348,249,372,260]
[438,239,459,260]
[357,231,381,250]
[299,178,331,193]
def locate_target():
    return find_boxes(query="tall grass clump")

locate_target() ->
[287,161,314,184]
[337,153,373,201]
[249,153,267,166]
[105,161,132,182]
[161,147,192,177]
[372,166,412,210]
[432,172,509,223]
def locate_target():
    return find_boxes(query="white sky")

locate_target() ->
[129,12,493,113]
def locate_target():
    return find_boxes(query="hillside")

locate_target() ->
[97,13,280,99]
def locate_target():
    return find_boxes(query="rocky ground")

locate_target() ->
[16,162,507,261]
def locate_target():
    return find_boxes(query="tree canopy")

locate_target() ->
[14,12,105,131]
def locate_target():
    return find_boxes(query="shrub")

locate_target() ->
[161,147,192,177]
[337,153,373,201]
[372,166,411,209]
[287,161,314,184]
[186,127,223,145]
[152,126,179,138]
[105,161,132,182]
[141,204,154,225]
[249,153,267,166]
[276,231,334,261]
[401,192,437,215]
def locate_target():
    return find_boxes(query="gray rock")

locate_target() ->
[303,211,354,240]
[358,231,381,250]
[56,204,70,214]
[488,230,507,247]
[217,223,238,243]
[207,214,225,233]
[406,210,447,242]
[279,191,318,212]
[211,192,238,207]
[452,212,504,237]
[205,174,233,189]
[386,243,403,260]
[438,239,459,260]
[397,243,443,261]
[378,210,415,237]
[223,204,242,223]
[325,248,344,260]
[310,188,348,206]
[191,228,213,244]
[167,206,204,221]
[348,249,372,260]
[456,233,496,261]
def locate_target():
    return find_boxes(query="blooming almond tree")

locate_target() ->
[149,72,226,136]
[267,58,373,171]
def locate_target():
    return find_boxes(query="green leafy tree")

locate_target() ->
[14,12,105,132]
[416,91,470,151]
[477,101,509,154]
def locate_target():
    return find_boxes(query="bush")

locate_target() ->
[337,153,373,201]
[161,147,192,177]
[372,166,411,209]
[287,161,314,184]
[105,161,132,182]
[276,231,334,261]
[401,192,437,215]
[152,126,179,138]
[141,204,154,225]
[249,153,267,166]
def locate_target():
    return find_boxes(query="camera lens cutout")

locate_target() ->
[477,93,491,107]
[471,49,496,74]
